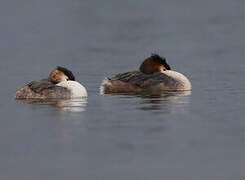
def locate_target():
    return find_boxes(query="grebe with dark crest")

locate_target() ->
[101,54,191,94]
[15,66,87,99]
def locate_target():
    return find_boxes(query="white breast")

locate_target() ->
[57,81,87,98]
[162,70,192,90]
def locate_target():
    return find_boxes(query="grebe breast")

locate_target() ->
[57,80,87,98]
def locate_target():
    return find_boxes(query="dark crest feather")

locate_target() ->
[151,54,171,70]
[57,66,75,81]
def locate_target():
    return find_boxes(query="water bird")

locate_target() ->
[101,54,191,94]
[15,66,87,99]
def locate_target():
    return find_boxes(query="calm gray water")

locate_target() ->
[1,0,245,179]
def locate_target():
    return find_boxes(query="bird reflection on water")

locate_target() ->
[137,91,191,112]
[109,90,191,113]
[15,98,88,112]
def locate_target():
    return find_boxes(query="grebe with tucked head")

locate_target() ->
[101,54,191,94]
[15,66,87,99]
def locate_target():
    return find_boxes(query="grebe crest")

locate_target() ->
[49,66,75,84]
[139,54,171,74]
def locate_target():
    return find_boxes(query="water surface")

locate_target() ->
[0,0,245,179]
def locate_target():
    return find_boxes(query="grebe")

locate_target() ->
[15,66,87,99]
[101,54,191,94]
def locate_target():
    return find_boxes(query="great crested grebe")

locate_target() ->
[100,54,191,94]
[15,66,87,99]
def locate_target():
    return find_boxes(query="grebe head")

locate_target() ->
[49,66,75,84]
[139,54,171,74]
